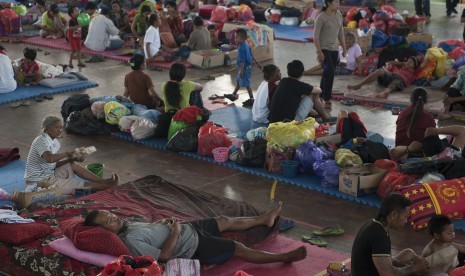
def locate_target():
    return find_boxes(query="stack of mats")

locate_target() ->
[262,23,314,43]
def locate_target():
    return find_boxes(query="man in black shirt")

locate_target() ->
[351,193,429,276]
[269,60,330,123]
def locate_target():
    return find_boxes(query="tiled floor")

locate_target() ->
[2,0,465,265]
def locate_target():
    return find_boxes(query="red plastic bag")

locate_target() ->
[237,4,254,22]
[374,159,398,173]
[450,266,465,276]
[377,172,418,199]
[198,121,231,156]
[211,6,228,23]
[172,106,202,124]
[449,47,465,60]
[98,255,163,276]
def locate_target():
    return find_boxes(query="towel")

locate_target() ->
[0,147,20,167]
[0,210,34,223]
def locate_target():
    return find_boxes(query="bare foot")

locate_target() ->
[284,246,307,263]
[376,92,389,98]
[347,84,361,90]
[263,201,282,228]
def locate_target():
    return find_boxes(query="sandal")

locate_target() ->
[44,94,54,100]
[35,94,45,102]
[313,225,344,236]
[10,101,31,108]
[208,94,225,100]
[340,98,356,106]
[147,65,162,71]
[86,54,106,63]
[212,99,228,104]
[279,220,295,232]
[200,75,216,80]
[302,235,327,247]
[391,107,400,115]
[224,94,239,101]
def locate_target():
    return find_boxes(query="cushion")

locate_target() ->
[59,218,130,257]
[0,222,53,245]
[49,237,117,267]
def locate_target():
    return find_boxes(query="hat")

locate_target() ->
[275,0,285,7]
[409,56,419,69]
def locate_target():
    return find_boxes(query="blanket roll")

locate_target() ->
[0,148,20,167]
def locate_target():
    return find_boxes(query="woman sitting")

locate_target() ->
[123,54,163,109]
[162,62,203,112]
[161,1,185,45]
[24,115,119,195]
[111,0,131,39]
[0,44,17,93]
[185,16,211,51]
[131,5,151,45]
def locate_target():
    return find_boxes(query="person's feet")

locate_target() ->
[376,92,389,98]
[242,98,254,107]
[452,8,458,14]
[264,201,282,228]
[283,246,307,263]
[347,84,361,90]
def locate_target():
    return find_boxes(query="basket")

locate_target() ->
[212,147,230,163]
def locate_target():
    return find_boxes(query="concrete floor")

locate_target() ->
[2,0,465,265]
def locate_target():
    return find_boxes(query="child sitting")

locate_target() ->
[422,214,465,275]
[347,55,420,98]
[252,64,281,128]
[144,13,175,65]
[304,31,362,76]
[207,24,219,48]
[18,48,42,85]
[67,6,85,69]
[223,28,262,107]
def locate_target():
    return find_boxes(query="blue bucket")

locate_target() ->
[281,160,299,178]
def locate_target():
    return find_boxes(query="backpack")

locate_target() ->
[65,110,115,135]
[351,140,390,163]
[153,110,177,138]
[236,137,267,167]
[61,94,91,120]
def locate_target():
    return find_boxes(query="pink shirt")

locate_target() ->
[391,67,415,86]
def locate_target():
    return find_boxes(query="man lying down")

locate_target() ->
[84,202,307,265]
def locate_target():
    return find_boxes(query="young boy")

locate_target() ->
[67,6,85,69]
[18,48,42,85]
[252,64,281,127]
[422,214,465,274]
[224,28,262,107]
[347,55,420,98]
[207,24,219,48]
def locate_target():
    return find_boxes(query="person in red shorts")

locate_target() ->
[67,6,85,69]
[18,48,42,86]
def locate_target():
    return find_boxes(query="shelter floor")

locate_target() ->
[2,0,465,262]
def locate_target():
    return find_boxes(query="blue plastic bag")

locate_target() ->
[410,41,429,55]
[388,35,405,46]
[313,160,340,188]
[372,29,389,48]
[294,140,331,174]
[139,109,162,124]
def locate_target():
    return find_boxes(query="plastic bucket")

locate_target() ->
[86,163,104,178]
[281,160,299,178]
[212,147,230,163]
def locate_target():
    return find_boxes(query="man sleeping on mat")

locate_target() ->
[84,201,307,264]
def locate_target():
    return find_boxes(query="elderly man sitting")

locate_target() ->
[84,8,124,51]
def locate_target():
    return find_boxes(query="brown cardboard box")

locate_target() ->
[285,0,313,10]
[252,44,273,62]
[357,54,379,76]
[188,50,225,69]
[407,33,433,47]
[344,27,372,54]
[13,186,60,208]
[339,164,386,197]
[222,22,246,39]
[315,133,341,144]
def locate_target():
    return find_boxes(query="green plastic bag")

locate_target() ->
[167,120,189,140]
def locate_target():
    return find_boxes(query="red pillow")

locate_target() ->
[59,218,130,257]
[0,222,53,245]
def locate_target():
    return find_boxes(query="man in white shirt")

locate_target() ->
[144,13,171,63]
[0,46,17,94]
[84,8,123,51]
[252,64,281,128]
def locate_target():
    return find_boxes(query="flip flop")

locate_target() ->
[302,235,327,247]
[44,94,54,100]
[200,75,216,80]
[208,94,225,100]
[212,99,228,104]
[147,65,162,71]
[35,94,45,102]
[279,219,295,232]
[10,101,31,108]
[313,225,344,236]
[224,94,239,101]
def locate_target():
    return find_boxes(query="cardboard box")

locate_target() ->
[344,27,372,54]
[285,0,313,10]
[357,53,379,76]
[315,133,341,144]
[224,49,238,65]
[188,50,225,69]
[252,44,273,62]
[222,22,246,39]
[407,32,433,47]
[339,164,386,197]
[13,187,60,208]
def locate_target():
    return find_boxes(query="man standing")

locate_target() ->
[351,193,429,275]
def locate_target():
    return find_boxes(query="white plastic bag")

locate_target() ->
[131,117,156,140]
[118,115,139,132]
[280,17,299,26]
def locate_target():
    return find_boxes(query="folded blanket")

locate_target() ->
[0,147,20,167]
[0,210,34,223]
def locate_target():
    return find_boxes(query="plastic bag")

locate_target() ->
[153,110,177,138]
[91,101,106,119]
[376,172,418,199]
[426,47,449,78]
[172,106,203,124]
[198,122,231,156]
[266,118,316,148]
[313,160,340,188]
[104,101,130,125]
[415,172,445,184]
[236,137,267,167]
[211,6,228,23]
[237,4,254,22]
[130,117,156,140]
[351,140,390,163]
[374,159,398,173]
[264,145,295,174]
[65,111,114,135]
[294,140,330,174]
[118,115,139,132]
[166,125,200,152]
[98,255,162,276]
[167,120,190,140]
[246,127,267,141]
[335,148,363,168]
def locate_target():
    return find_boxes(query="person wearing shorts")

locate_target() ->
[67,6,85,69]
[24,115,119,195]
[348,56,420,99]
[84,202,307,265]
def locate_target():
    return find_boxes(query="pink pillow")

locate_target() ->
[49,237,117,267]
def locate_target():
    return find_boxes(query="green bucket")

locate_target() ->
[86,163,104,178]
